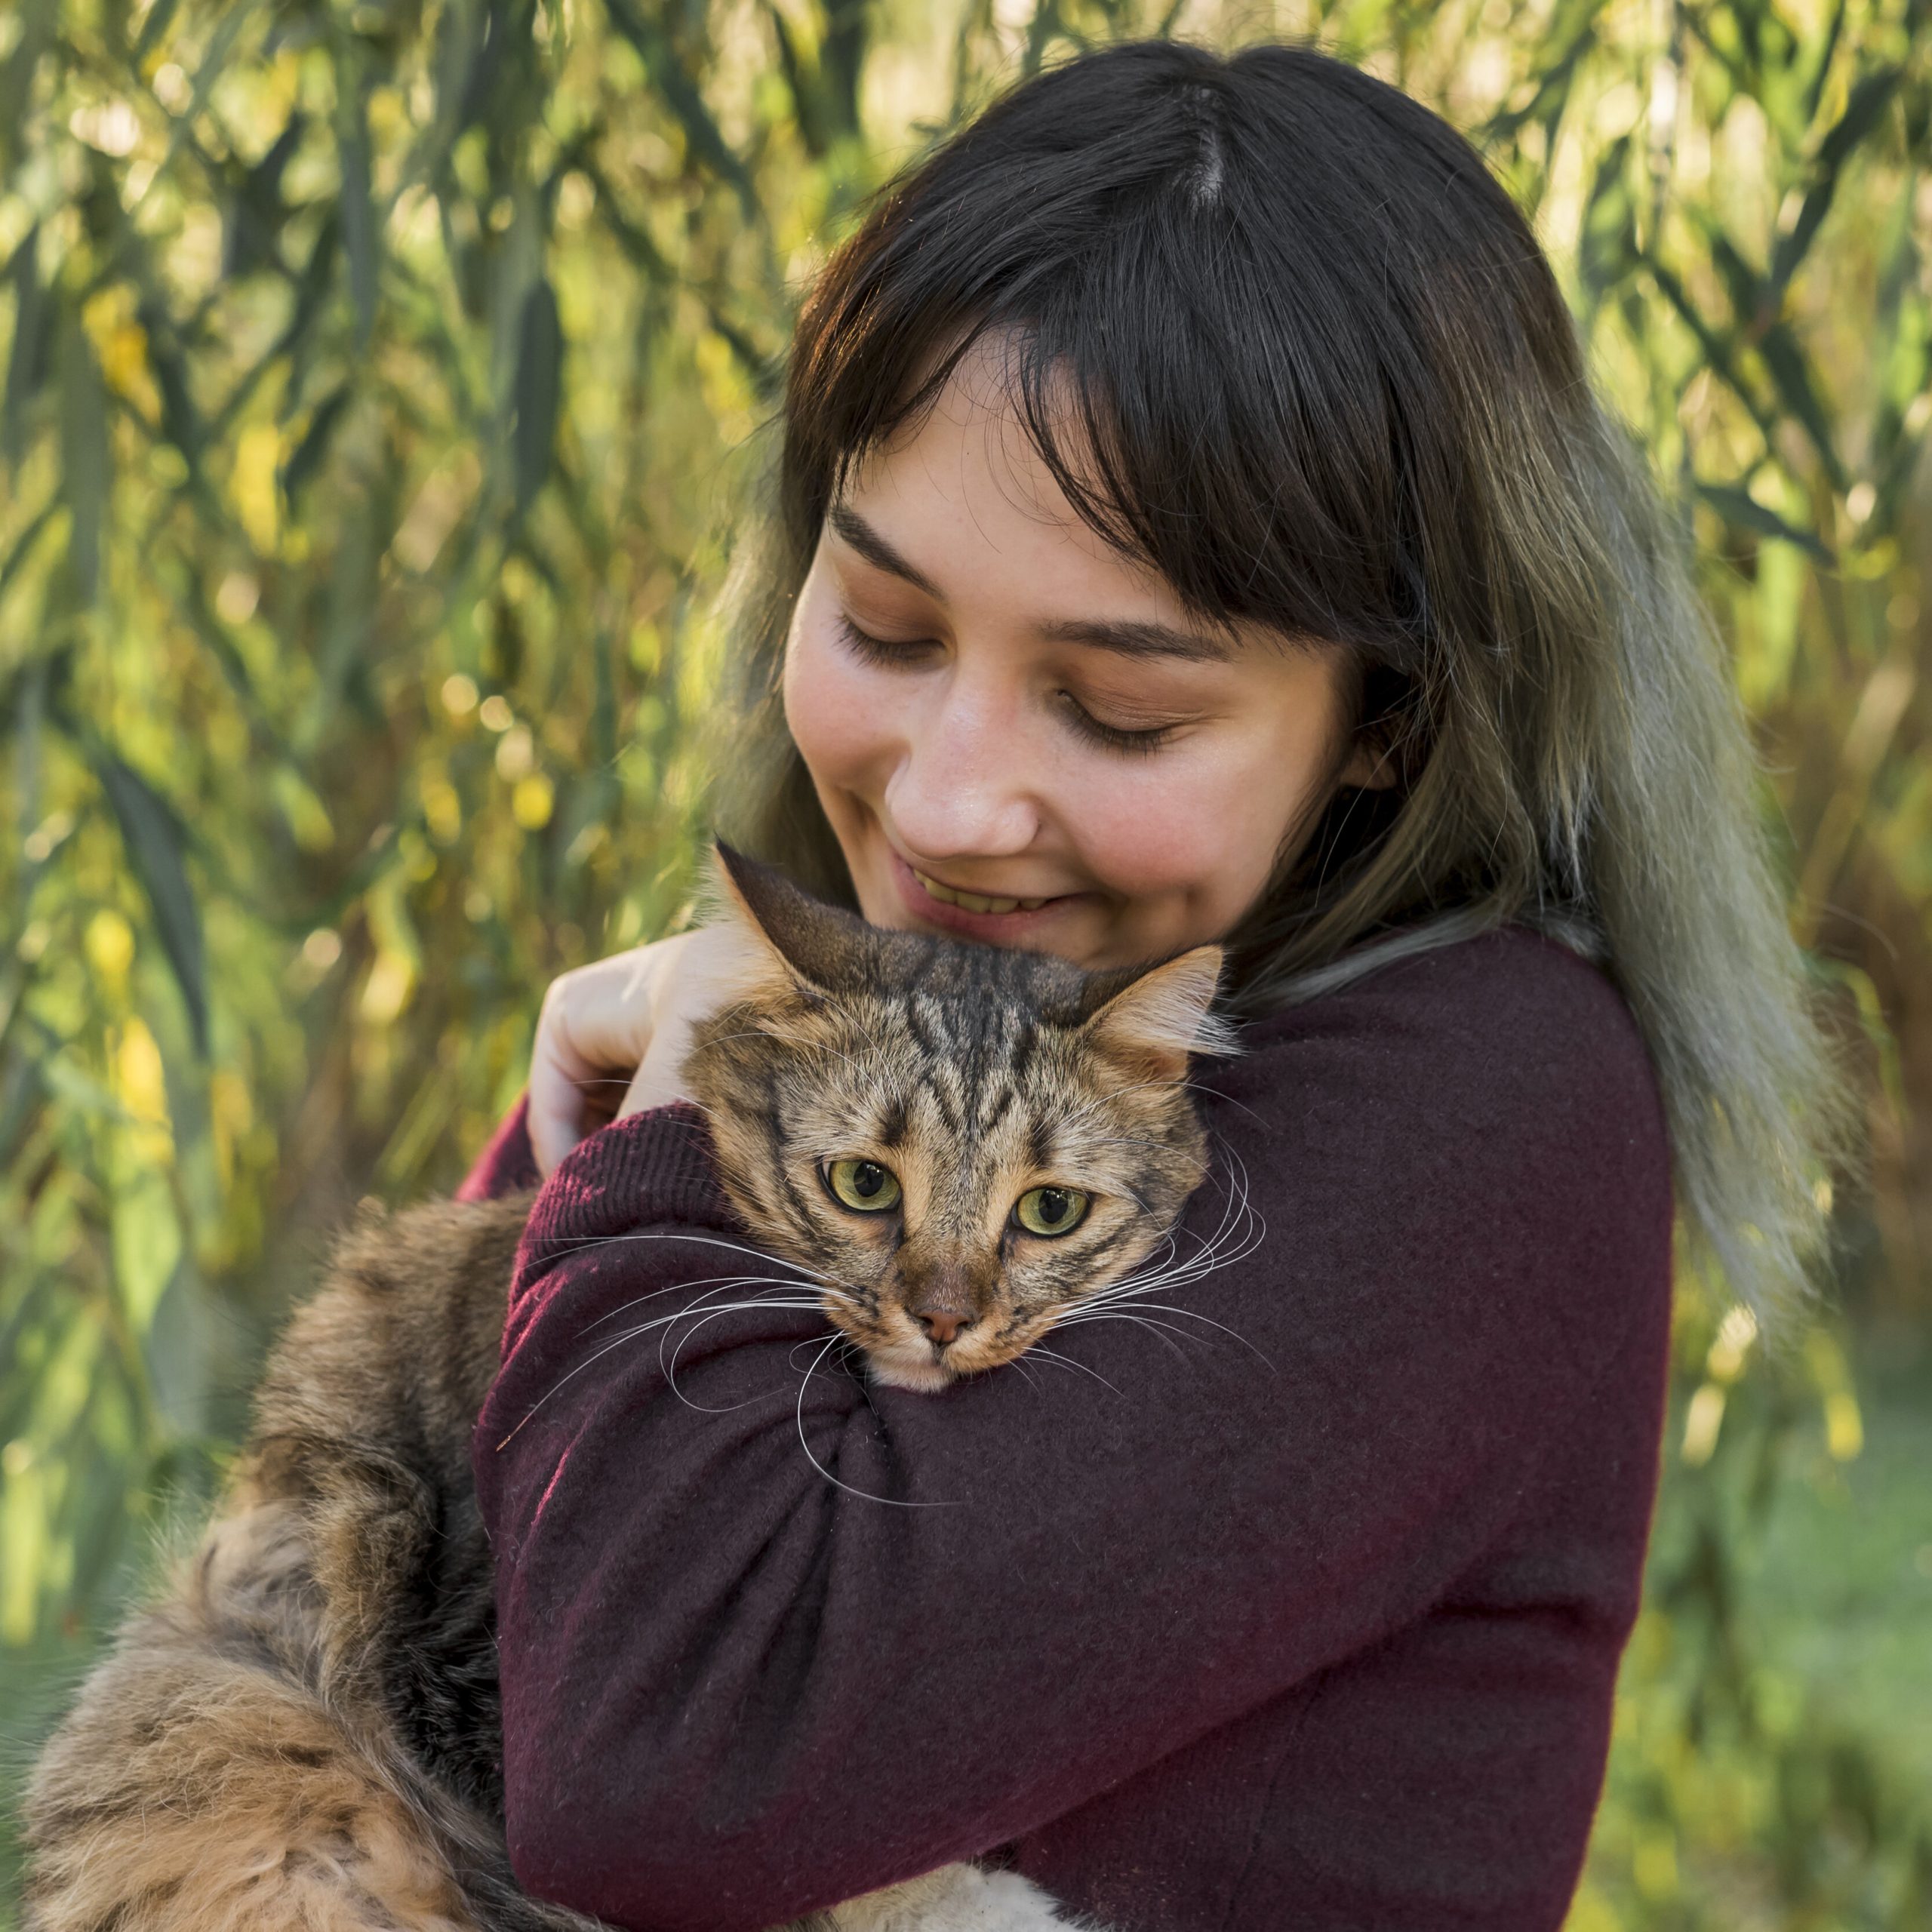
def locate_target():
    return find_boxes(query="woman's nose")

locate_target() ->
[883,680,1040,860]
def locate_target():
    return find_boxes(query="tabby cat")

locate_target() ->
[23,848,1230,1932]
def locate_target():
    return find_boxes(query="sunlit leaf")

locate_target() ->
[92,755,208,1059]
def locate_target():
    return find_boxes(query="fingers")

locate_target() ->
[525,952,664,1177]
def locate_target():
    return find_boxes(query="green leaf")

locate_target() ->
[282,381,352,504]
[57,313,110,608]
[1767,66,1902,306]
[0,2,52,176]
[2,225,50,466]
[1756,321,1845,490]
[93,755,209,1058]
[136,290,208,473]
[601,0,761,217]
[1694,481,1832,561]
[512,276,561,515]
[223,111,308,279]
[340,81,379,352]
[1578,134,1636,301]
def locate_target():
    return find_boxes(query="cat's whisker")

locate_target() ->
[1179,1078,1269,1127]
[709,1024,914,1109]
[1055,1076,1186,1130]
[1063,1297,1275,1369]
[657,1298,851,1410]
[791,1334,956,1509]
[491,1316,700,1450]
[1083,1134,1214,1177]
[500,1276,858,1446]
[1008,1343,1122,1395]
[578,1273,853,1334]
[1052,1308,1198,1363]
[545,1229,862,1295]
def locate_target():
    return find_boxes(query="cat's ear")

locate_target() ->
[703,842,872,996]
[1079,946,1237,1081]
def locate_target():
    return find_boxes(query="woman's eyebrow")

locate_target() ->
[829,500,1232,663]
[828,503,944,599]
[1035,617,1235,663]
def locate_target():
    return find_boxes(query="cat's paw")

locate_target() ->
[823,1860,1103,1930]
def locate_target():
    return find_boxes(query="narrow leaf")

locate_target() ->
[57,312,110,606]
[1768,67,1902,303]
[94,755,208,1058]
[513,278,562,515]
[1693,482,1832,561]
[601,0,761,217]
[340,82,378,352]
[2,225,49,465]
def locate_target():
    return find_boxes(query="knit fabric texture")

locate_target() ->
[463,927,1674,1932]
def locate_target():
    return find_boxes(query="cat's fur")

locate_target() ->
[23,851,1228,1932]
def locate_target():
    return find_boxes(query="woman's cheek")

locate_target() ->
[783,621,894,794]
[1072,741,1301,910]
[1066,737,1321,943]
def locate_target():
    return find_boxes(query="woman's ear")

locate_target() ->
[1338,732,1399,792]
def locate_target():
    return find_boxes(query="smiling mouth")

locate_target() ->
[909,866,1053,916]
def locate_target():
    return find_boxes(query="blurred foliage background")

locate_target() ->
[2,0,1930,1923]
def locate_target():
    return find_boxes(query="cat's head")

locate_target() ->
[680,847,1233,1392]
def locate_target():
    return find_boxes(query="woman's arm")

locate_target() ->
[470,931,1672,1932]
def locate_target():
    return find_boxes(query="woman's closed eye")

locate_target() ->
[833,611,1195,755]
[1056,694,1180,755]
[834,611,940,665]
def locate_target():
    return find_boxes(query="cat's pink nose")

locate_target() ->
[917,1310,974,1346]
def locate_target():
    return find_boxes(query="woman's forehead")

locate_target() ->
[835,356,1268,648]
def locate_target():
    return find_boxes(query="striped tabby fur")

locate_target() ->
[23,851,1223,1930]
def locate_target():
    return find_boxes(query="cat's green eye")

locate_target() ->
[1014,1186,1090,1238]
[824,1158,903,1214]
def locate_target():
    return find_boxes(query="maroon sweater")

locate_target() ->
[461,928,1672,1931]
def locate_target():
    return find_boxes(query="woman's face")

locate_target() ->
[782,343,1385,972]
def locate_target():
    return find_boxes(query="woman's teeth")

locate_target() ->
[912,867,1048,915]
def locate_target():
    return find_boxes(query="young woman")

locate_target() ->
[456,38,1843,1931]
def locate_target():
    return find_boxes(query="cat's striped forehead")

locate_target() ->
[866,987,1074,1134]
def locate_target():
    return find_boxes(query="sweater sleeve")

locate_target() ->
[471,931,1673,1932]
[456,1090,540,1202]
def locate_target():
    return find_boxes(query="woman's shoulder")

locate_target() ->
[1181,928,1675,1409]
[1231,923,1662,1134]
[1202,924,1672,1339]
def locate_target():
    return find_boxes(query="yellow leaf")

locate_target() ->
[231,421,282,555]
[1824,1390,1863,1462]
[362,951,414,1024]
[114,1017,168,1123]
[512,772,555,829]
[86,908,136,987]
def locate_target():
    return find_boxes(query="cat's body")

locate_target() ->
[24,854,1226,1932]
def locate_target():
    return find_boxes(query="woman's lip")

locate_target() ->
[888,849,1078,938]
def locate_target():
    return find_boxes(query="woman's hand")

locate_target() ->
[526,924,755,1178]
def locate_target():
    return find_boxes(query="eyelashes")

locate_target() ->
[831,611,934,669]
[1060,703,1174,758]
[830,613,1177,757]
